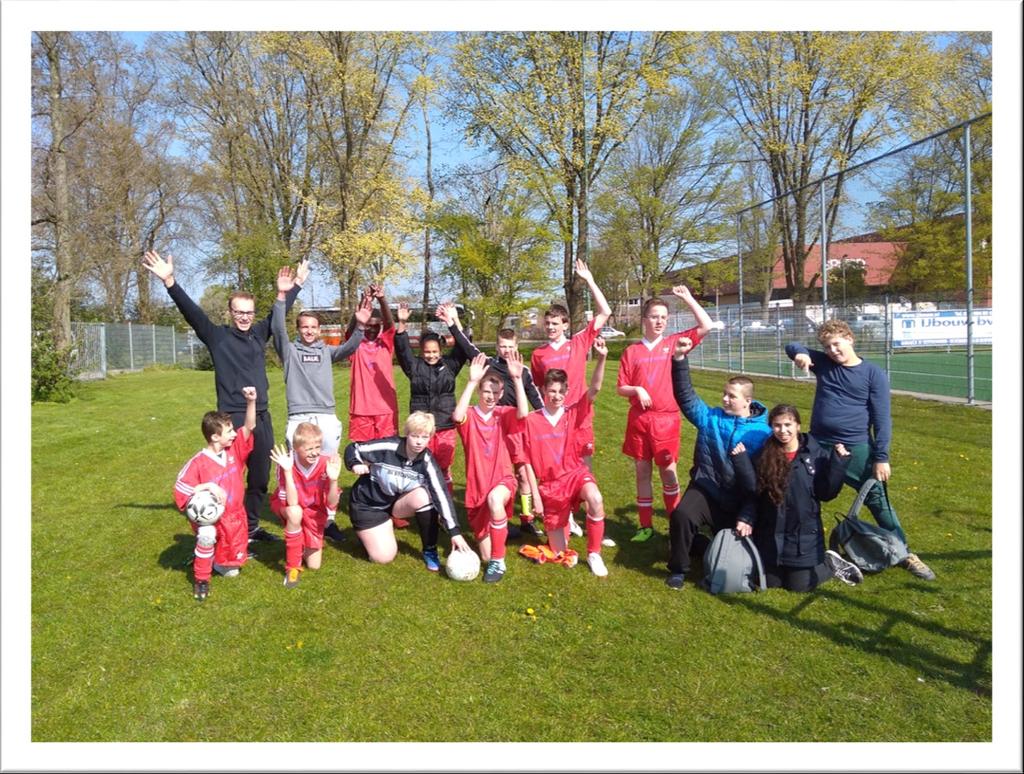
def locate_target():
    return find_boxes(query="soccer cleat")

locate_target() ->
[630,526,654,543]
[193,579,210,601]
[283,567,302,589]
[825,550,864,586]
[900,552,937,581]
[483,559,506,584]
[422,548,441,572]
[568,514,584,537]
[324,521,347,543]
[521,519,546,540]
[248,526,280,543]
[665,573,686,590]
[392,517,411,529]
[586,552,609,577]
[212,563,240,578]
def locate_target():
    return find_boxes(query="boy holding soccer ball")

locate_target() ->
[174,386,258,601]
[269,423,342,589]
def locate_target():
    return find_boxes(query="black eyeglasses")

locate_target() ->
[230,309,256,318]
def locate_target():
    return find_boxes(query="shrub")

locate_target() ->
[31,331,76,403]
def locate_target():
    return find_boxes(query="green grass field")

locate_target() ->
[30,360,992,747]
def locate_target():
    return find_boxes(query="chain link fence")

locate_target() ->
[68,322,208,380]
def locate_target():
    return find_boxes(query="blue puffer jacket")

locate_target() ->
[671,356,771,512]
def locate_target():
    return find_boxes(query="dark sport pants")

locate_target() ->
[231,409,274,535]
[667,484,738,576]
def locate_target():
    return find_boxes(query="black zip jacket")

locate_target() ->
[394,330,467,430]
[449,324,543,410]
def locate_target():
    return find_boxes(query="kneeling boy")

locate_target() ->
[173,386,257,601]
[269,422,342,589]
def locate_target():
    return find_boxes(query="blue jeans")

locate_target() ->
[815,439,908,546]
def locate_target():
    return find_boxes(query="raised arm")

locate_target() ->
[448,316,483,361]
[586,336,608,402]
[574,259,611,330]
[142,250,217,343]
[330,295,371,362]
[671,341,708,428]
[393,304,417,378]
[253,262,304,343]
[453,353,489,425]
[671,285,714,338]
[270,444,298,508]
[270,297,289,361]
[506,350,531,419]
[240,386,258,437]
[372,284,394,330]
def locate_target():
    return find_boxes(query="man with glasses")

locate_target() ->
[143,250,307,545]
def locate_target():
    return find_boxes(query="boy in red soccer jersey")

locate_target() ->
[268,423,342,589]
[173,386,258,602]
[617,285,714,542]
[452,351,532,583]
[521,338,611,577]
[346,284,399,442]
[529,259,612,536]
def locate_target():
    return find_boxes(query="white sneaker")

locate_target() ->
[587,552,608,577]
[568,514,584,537]
[213,563,240,578]
[601,537,617,547]
[824,550,863,586]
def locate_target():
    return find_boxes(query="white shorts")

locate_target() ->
[286,413,343,456]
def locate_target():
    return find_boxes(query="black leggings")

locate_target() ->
[667,485,736,575]
[231,409,274,534]
[765,563,832,593]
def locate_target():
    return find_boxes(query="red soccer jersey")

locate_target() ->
[271,454,331,516]
[174,431,254,518]
[520,395,591,483]
[618,328,704,413]
[529,319,601,406]
[457,405,519,509]
[348,327,398,418]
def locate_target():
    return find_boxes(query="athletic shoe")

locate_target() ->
[824,550,864,586]
[665,573,685,590]
[212,563,240,578]
[506,522,522,540]
[521,519,546,540]
[283,567,302,589]
[601,537,617,547]
[630,526,654,543]
[423,548,441,572]
[248,526,280,543]
[392,517,411,529]
[324,521,347,543]
[568,514,584,537]
[586,552,608,577]
[192,580,209,601]
[900,552,937,581]
[483,559,506,584]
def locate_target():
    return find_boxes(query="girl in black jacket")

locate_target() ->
[731,404,863,591]
[394,303,468,494]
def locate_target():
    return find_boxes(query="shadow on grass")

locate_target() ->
[720,589,992,698]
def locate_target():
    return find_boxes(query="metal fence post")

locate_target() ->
[736,213,745,372]
[964,123,975,405]
[152,324,157,365]
[128,321,134,370]
[99,323,108,378]
[172,328,176,365]
[883,294,891,379]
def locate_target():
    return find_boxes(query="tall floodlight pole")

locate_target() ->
[820,180,829,321]
[964,122,974,405]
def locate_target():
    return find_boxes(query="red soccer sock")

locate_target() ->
[490,520,508,560]
[284,528,303,571]
[193,545,214,583]
[662,485,680,516]
[585,515,606,555]
[637,498,654,529]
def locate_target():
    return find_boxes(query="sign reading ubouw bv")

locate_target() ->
[891,309,992,348]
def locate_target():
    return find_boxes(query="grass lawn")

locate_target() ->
[29,359,993,750]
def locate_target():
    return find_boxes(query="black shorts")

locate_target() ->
[348,505,392,532]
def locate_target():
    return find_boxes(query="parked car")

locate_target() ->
[599,325,626,339]
[848,314,886,337]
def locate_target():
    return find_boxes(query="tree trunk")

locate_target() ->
[44,34,73,351]
[420,93,434,338]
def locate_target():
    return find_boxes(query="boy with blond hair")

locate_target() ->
[269,422,342,589]
[173,386,258,601]
[786,318,935,580]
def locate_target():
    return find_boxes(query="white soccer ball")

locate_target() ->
[186,489,224,526]
[445,548,481,582]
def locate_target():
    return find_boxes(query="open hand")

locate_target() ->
[468,352,489,382]
[269,444,293,471]
[506,349,524,380]
[326,454,342,480]
[142,250,174,282]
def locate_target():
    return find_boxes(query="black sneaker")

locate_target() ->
[324,521,347,543]
[665,573,686,590]
[193,579,210,602]
[520,519,545,540]
[248,526,280,543]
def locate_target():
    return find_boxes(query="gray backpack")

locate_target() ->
[828,478,909,573]
[701,529,766,594]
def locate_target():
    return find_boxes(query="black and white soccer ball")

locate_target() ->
[186,489,224,526]
[445,548,481,582]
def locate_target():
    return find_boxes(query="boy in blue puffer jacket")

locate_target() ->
[665,339,771,590]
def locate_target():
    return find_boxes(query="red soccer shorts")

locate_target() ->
[348,413,398,442]
[621,409,681,467]
[539,466,597,531]
[466,477,516,539]
[272,501,328,551]
[428,428,457,472]
[191,508,249,568]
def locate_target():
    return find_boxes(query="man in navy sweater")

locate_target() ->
[786,318,935,580]
[143,250,306,544]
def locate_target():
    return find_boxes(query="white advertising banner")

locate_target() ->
[892,309,992,347]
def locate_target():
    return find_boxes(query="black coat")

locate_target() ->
[733,434,849,569]
[395,331,467,430]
